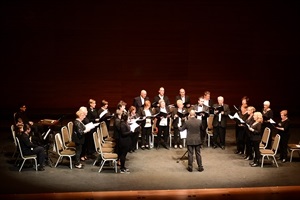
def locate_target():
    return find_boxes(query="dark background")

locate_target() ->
[1,0,299,122]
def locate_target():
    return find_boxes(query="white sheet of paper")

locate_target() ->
[85,122,98,130]
[130,122,140,132]
[180,130,187,139]
[99,109,108,119]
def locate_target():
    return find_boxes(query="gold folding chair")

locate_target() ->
[11,124,19,159]
[206,115,214,147]
[100,121,115,142]
[260,134,280,168]
[288,142,300,162]
[54,133,76,169]
[92,132,114,166]
[61,126,76,150]
[259,127,271,150]
[15,137,38,172]
[97,127,116,148]
[169,118,174,147]
[92,132,118,173]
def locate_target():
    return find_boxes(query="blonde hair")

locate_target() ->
[76,109,86,118]
[254,111,263,123]
[280,110,288,117]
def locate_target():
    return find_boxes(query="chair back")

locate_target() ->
[260,127,271,149]
[93,131,101,153]
[97,126,104,144]
[272,134,280,154]
[61,126,71,147]
[55,133,64,152]
[169,117,173,134]
[67,121,73,140]
[100,121,109,138]
[13,112,17,124]
[207,115,214,130]
[15,137,25,159]
[11,124,17,147]
[15,137,37,171]
[152,118,158,134]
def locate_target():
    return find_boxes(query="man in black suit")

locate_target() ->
[193,96,210,146]
[175,88,191,109]
[179,110,204,172]
[153,87,171,108]
[212,96,231,150]
[133,89,149,112]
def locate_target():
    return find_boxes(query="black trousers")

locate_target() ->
[173,128,183,146]
[75,143,83,165]
[30,146,46,166]
[187,144,203,169]
[141,127,151,147]
[213,125,226,147]
[119,144,130,170]
[157,125,169,146]
[252,140,260,164]
[130,128,140,150]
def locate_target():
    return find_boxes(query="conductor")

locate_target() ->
[178,110,204,172]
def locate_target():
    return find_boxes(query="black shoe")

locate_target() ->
[75,164,84,169]
[38,166,45,171]
[198,167,204,172]
[212,145,217,149]
[156,145,160,150]
[187,167,193,172]
[141,146,145,150]
[221,146,225,150]
[234,150,239,154]
[244,156,253,161]
[251,163,259,167]
[238,151,243,155]
[249,161,255,165]
[282,159,286,163]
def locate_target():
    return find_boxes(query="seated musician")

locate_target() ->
[17,124,46,171]
[15,103,44,145]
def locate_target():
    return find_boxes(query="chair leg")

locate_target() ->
[114,160,117,173]
[34,159,38,171]
[98,160,105,172]
[150,134,154,148]
[93,155,99,166]
[261,155,265,168]
[290,150,294,162]
[207,134,210,147]
[69,156,73,169]
[273,156,279,167]
[19,160,26,172]
[55,156,62,167]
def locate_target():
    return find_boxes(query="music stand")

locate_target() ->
[177,130,188,163]
[39,115,64,167]
[176,149,188,163]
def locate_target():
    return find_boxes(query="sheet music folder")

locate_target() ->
[155,111,172,118]
[195,111,209,117]
[177,112,189,118]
